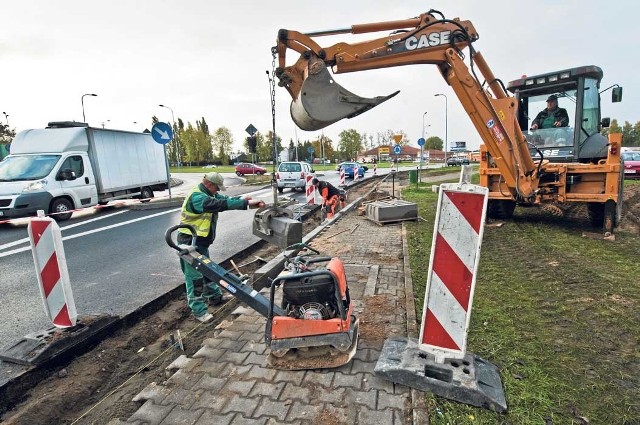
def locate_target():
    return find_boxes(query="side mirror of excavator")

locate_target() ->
[612,87,623,103]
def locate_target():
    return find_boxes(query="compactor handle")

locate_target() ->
[303,256,332,265]
[165,224,197,254]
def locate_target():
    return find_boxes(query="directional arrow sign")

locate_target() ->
[417,137,426,147]
[151,122,173,145]
[393,144,402,155]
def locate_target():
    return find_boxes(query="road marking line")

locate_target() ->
[0,208,180,258]
[0,210,130,252]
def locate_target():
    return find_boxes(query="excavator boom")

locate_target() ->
[275,11,538,200]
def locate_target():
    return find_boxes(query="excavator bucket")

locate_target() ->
[291,66,399,131]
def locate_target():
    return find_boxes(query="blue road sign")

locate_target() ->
[393,144,402,155]
[308,146,315,154]
[151,122,173,145]
[417,138,425,147]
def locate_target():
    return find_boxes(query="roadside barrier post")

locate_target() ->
[340,168,346,187]
[375,183,507,413]
[373,163,377,175]
[28,210,77,328]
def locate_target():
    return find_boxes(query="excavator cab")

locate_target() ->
[508,65,622,163]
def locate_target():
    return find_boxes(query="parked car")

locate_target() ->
[276,161,315,192]
[622,151,640,178]
[446,157,470,166]
[235,163,266,176]
[342,162,366,179]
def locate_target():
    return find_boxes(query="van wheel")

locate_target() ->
[140,187,154,203]
[50,198,74,221]
[277,187,284,193]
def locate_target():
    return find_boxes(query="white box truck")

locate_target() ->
[0,122,168,221]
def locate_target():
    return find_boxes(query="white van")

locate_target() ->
[276,161,315,193]
[0,122,168,221]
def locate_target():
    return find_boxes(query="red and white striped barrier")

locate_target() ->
[418,183,488,362]
[28,211,77,328]
[353,164,360,181]
[373,164,377,175]
[339,168,346,187]
[305,174,315,205]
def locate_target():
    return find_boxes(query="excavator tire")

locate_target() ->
[587,202,605,228]
[487,199,516,220]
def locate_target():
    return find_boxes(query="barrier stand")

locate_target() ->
[340,168,346,187]
[374,181,507,413]
[353,164,360,182]
[305,174,316,205]
[373,163,377,175]
[0,210,118,366]
[29,211,77,327]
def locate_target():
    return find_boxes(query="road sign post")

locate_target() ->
[417,137,426,183]
[151,122,174,200]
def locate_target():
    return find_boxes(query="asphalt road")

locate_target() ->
[0,164,434,384]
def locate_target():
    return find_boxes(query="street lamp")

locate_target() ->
[2,112,9,127]
[434,93,448,162]
[159,104,179,166]
[81,93,97,123]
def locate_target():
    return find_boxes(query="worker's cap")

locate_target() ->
[546,94,558,102]
[204,172,226,191]
[311,178,320,185]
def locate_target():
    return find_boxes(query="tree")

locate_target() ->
[338,129,363,160]
[622,121,636,146]
[377,129,409,146]
[259,131,283,162]
[312,134,334,161]
[633,121,640,147]
[425,136,444,150]
[211,126,233,165]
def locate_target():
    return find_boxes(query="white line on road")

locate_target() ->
[0,210,130,252]
[0,208,180,258]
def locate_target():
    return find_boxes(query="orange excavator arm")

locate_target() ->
[275,11,538,200]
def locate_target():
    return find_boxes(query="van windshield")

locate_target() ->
[0,155,61,181]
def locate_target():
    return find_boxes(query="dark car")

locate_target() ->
[446,157,470,166]
[235,163,266,176]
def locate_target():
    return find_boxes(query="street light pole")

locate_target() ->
[158,104,177,200]
[2,112,9,127]
[435,93,448,162]
[159,104,179,167]
[81,93,97,123]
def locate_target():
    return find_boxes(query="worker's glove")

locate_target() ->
[248,199,265,209]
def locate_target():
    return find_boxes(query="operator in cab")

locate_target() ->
[530,94,569,130]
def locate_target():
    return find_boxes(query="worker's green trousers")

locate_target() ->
[179,245,222,317]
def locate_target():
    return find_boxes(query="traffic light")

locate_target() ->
[247,135,257,153]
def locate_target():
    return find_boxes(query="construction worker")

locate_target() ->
[177,172,265,322]
[312,177,342,220]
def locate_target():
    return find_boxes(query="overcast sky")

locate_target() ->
[1,0,637,153]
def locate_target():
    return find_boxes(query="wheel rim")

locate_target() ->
[57,204,69,213]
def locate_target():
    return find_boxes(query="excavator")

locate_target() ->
[274,9,624,233]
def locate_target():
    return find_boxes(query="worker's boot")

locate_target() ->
[209,293,232,306]
[326,212,334,220]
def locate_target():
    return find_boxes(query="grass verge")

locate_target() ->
[403,185,639,424]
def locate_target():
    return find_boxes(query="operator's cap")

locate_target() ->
[204,172,226,191]
[546,94,558,102]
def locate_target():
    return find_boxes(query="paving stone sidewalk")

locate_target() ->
[114,212,416,425]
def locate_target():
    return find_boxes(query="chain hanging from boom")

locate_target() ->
[268,46,279,206]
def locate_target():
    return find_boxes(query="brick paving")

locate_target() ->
[116,212,414,425]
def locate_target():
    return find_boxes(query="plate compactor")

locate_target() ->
[166,224,359,370]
